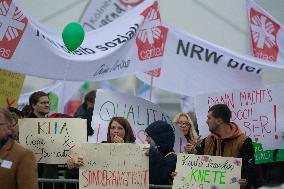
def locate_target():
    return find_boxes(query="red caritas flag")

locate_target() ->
[0,0,28,59]
[247,0,284,63]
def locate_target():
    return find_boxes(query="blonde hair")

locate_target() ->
[173,112,198,144]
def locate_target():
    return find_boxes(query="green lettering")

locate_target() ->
[219,171,226,184]
[203,170,210,183]
[198,169,204,182]
[190,169,198,182]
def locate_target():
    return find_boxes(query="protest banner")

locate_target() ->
[79,143,149,189]
[195,84,284,150]
[253,142,274,164]
[19,118,87,164]
[172,154,242,189]
[89,89,173,144]
[80,0,144,31]
[0,69,25,108]
[0,0,164,81]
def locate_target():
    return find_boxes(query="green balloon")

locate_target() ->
[62,22,85,52]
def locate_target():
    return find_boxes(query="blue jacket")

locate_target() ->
[145,121,177,185]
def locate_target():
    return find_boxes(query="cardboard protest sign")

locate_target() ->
[89,89,174,144]
[19,118,87,164]
[79,143,149,189]
[172,154,242,189]
[276,149,284,161]
[253,142,274,164]
[173,126,188,153]
[0,69,25,108]
[195,84,284,150]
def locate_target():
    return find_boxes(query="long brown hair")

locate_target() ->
[107,117,136,143]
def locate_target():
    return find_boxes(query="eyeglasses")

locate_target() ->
[175,121,191,126]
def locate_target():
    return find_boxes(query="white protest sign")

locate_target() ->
[0,0,164,81]
[19,118,87,164]
[174,126,188,153]
[79,143,149,189]
[195,84,284,150]
[89,89,173,144]
[173,154,242,189]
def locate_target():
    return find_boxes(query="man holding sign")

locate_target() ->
[189,104,255,189]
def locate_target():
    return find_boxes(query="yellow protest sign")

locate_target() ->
[0,69,25,108]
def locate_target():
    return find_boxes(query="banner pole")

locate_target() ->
[149,75,153,102]
[132,75,137,96]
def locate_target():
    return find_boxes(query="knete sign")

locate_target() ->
[173,154,242,189]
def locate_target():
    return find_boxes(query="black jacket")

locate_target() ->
[74,104,94,136]
[145,121,177,185]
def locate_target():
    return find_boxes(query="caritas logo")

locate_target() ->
[0,0,28,59]
[136,1,168,61]
[249,8,280,62]
[118,0,144,7]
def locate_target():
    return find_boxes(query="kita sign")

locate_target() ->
[0,0,28,59]
[136,1,168,61]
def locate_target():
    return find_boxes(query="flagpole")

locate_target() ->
[149,75,153,102]
[132,75,137,96]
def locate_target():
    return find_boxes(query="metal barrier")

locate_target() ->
[38,178,79,189]
[38,178,172,189]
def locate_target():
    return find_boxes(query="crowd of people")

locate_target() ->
[0,90,283,189]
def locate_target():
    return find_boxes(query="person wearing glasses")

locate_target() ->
[173,112,200,153]
[27,91,58,189]
[0,108,37,189]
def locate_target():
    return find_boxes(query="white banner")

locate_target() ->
[247,0,284,63]
[80,0,144,31]
[0,0,164,81]
[89,89,173,144]
[173,154,242,189]
[136,24,284,96]
[195,84,284,150]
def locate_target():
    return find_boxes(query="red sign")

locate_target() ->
[249,8,280,62]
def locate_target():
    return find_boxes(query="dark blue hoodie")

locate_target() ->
[145,120,177,185]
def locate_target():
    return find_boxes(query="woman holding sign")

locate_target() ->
[67,116,136,168]
[173,112,201,153]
